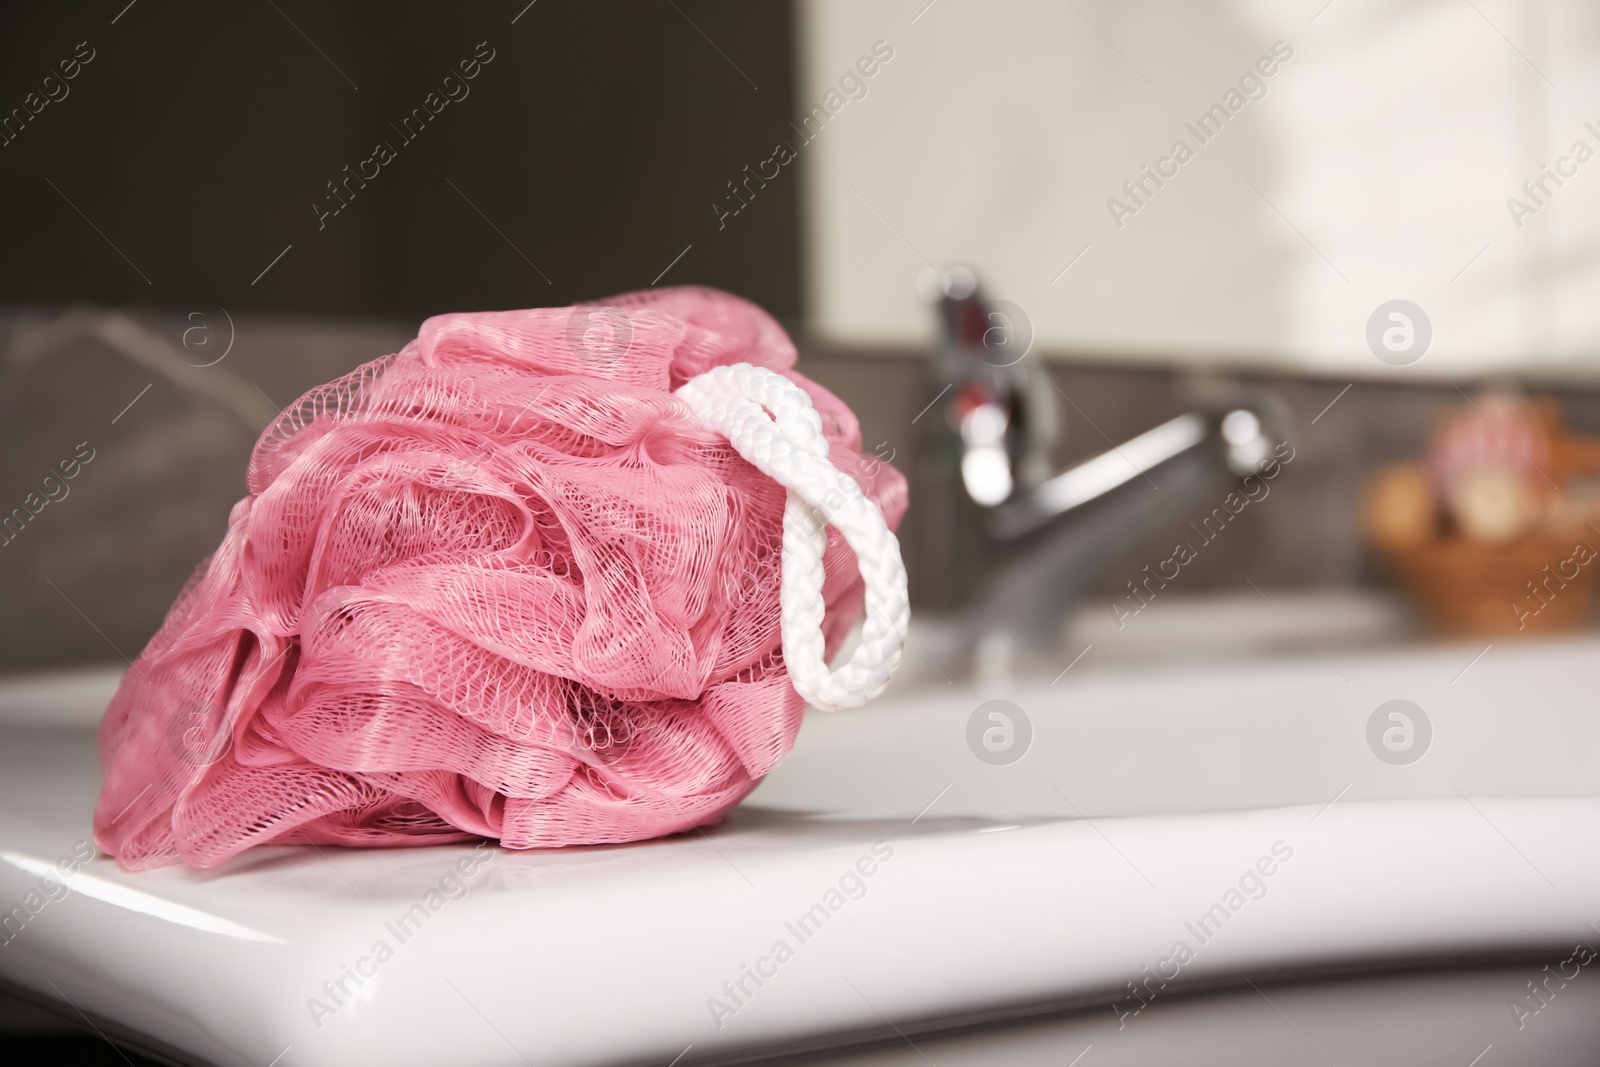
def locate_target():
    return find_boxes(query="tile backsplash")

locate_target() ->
[4,305,1596,670]
[797,345,1600,617]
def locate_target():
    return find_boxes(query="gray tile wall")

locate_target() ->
[4,306,1594,669]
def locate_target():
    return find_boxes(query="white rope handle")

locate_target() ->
[676,364,908,711]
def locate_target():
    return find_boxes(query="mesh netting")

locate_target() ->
[92,287,906,870]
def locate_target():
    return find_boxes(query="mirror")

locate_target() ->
[799,0,1600,380]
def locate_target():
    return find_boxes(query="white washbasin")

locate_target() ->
[1,592,1597,1065]
[755,615,1600,821]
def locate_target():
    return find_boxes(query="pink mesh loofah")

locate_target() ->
[93,288,906,870]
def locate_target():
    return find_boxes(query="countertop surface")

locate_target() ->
[3,618,1599,1066]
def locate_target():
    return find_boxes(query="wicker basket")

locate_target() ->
[1377,536,1599,637]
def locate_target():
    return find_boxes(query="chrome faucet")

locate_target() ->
[912,268,1281,676]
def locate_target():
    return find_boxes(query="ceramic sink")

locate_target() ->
[1,593,1598,1066]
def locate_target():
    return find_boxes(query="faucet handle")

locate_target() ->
[918,265,1060,508]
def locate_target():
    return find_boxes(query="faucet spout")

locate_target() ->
[914,267,1284,677]
[963,410,1265,673]
[989,412,1210,540]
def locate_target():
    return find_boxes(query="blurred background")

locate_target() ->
[4,0,1600,667]
[6,4,1600,1064]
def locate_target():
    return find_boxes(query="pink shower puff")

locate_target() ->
[93,287,906,870]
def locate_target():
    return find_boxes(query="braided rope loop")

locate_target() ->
[675,364,908,710]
